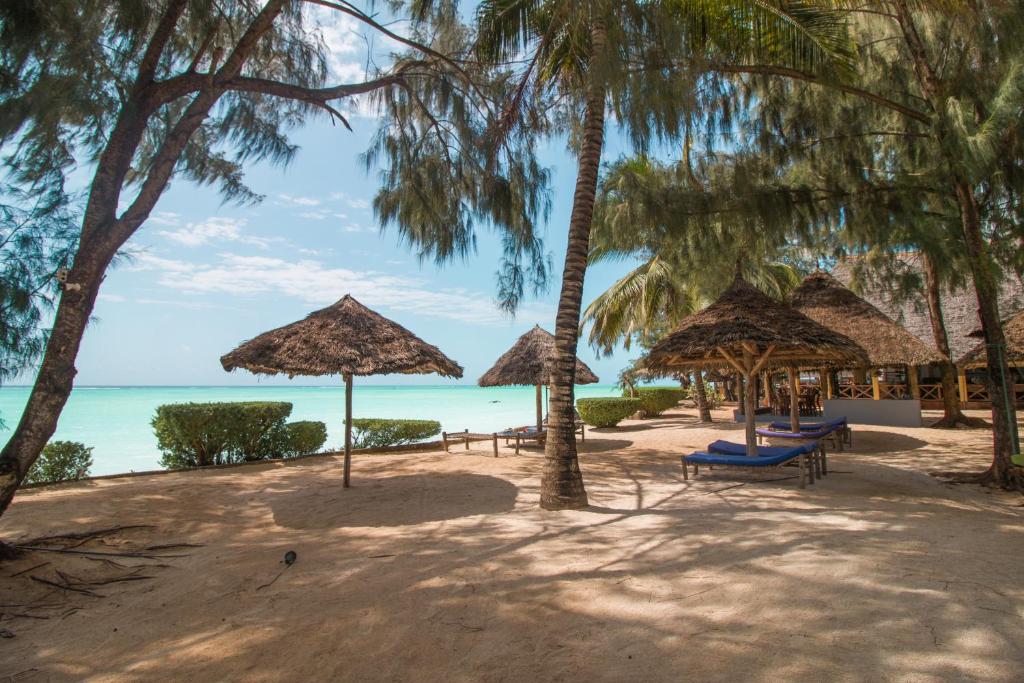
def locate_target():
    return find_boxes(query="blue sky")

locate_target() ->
[42,8,650,387]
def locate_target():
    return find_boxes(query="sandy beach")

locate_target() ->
[2,406,1023,682]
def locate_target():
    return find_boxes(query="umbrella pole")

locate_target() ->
[788,367,801,432]
[536,384,544,432]
[344,372,353,488]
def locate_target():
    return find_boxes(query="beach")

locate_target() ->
[2,405,1022,682]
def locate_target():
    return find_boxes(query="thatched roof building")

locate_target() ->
[647,277,867,371]
[959,309,1024,368]
[832,254,1024,364]
[221,295,463,379]
[789,272,942,367]
[479,325,598,386]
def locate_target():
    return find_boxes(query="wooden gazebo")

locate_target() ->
[647,277,866,454]
[958,309,1024,406]
[221,295,463,487]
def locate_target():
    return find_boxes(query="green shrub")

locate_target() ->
[349,418,441,449]
[631,387,688,416]
[282,421,328,456]
[25,441,93,485]
[153,402,293,469]
[576,397,643,428]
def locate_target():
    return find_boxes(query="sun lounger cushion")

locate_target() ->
[768,417,846,432]
[756,427,832,440]
[683,451,803,467]
[707,440,814,457]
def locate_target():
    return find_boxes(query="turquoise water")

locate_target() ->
[0,384,620,476]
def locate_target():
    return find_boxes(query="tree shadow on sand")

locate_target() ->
[268,473,518,529]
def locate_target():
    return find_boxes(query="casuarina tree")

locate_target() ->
[0,0,545,520]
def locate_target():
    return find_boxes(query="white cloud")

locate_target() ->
[141,252,550,324]
[277,193,321,207]
[158,217,281,249]
[330,192,371,210]
[98,293,127,303]
[148,211,181,227]
[341,223,373,233]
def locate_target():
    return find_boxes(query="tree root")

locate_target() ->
[933,468,1024,492]
[929,415,991,429]
[0,541,23,562]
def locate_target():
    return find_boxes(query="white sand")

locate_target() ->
[2,406,1023,682]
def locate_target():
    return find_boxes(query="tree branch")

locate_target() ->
[709,64,931,124]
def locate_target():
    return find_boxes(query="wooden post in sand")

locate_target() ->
[343,372,353,488]
[788,367,801,432]
[536,383,544,431]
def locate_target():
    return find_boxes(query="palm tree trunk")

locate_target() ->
[694,371,712,422]
[540,21,607,511]
[921,251,983,428]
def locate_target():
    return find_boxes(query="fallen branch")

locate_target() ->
[29,575,102,597]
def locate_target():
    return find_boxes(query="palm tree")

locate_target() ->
[475,0,855,509]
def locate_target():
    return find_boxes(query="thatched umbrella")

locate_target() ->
[647,277,867,454]
[221,295,463,487]
[479,325,598,430]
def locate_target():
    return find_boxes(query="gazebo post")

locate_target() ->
[908,365,920,399]
[535,383,544,431]
[343,372,353,488]
[788,366,801,432]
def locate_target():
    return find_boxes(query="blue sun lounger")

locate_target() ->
[764,416,851,449]
[708,439,826,478]
[681,448,813,488]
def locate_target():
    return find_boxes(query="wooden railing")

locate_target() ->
[836,383,873,399]
[962,384,1024,403]
[919,384,944,401]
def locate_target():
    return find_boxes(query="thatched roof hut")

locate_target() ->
[959,309,1024,368]
[647,278,867,371]
[647,277,867,451]
[478,325,597,430]
[479,326,598,386]
[222,295,462,487]
[789,272,942,367]
[221,295,462,379]
[832,253,1024,363]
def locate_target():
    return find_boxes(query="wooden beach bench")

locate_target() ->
[442,430,500,457]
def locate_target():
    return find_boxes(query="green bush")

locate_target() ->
[576,397,643,428]
[282,421,328,456]
[25,441,93,485]
[349,418,441,449]
[153,401,293,469]
[631,387,688,416]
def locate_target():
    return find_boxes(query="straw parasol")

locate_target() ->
[221,295,463,487]
[789,272,942,367]
[959,309,1024,368]
[647,276,867,453]
[479,325,598,430]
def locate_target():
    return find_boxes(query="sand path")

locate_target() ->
[1,407,1022,682]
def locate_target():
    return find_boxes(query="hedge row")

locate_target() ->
[24,441,94,486]
[576,397,643,428]
[631,387,688,416]
[153,402,327,470]
[350,418,441,449]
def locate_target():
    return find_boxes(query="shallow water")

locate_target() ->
[0,384,620,475]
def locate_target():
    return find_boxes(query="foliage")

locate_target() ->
[23,440,93,485]
[282,421,327,457]
[153,402,292,470]
[631,387,687,417]
[576,397,642,428]
[349,418,442,449]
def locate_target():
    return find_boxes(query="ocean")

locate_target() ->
[0,384,621,476]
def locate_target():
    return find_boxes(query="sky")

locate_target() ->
[60,9,648,387]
